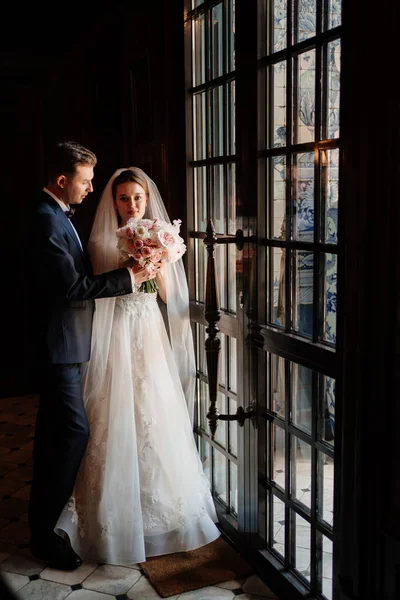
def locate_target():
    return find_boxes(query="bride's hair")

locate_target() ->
[111,168,150,226]
[111,168,149,202]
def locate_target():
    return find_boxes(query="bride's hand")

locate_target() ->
[128,262,161,285]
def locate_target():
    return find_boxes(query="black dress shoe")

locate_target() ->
[30,534,82,571]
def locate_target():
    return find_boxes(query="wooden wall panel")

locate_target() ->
[0,0,186,396]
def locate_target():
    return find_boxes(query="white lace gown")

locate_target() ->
[55,291,220,565]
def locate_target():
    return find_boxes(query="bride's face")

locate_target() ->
[115,181,148,225]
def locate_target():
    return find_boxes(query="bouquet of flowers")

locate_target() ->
[116,217,187,293]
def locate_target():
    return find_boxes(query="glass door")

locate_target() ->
[184,0,243,538]
[254,0,341,598]
[185,0,341,598]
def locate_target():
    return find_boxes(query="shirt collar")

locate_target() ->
[43,187,70,212]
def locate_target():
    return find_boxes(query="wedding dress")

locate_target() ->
[55,287,220,565]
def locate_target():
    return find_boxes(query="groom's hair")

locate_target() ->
[47,140,97,182]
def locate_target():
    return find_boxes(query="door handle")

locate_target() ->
[203,219,255,439]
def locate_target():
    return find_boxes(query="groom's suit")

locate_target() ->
[27,190,132,552]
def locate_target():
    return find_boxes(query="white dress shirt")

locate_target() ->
[42,187,135,288]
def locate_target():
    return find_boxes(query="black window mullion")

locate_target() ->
[285,0,294,335]
[310,368,319,594]
[284,157,292,331]
[291,55,299,146]
[322,0,329,33]
[226,449,230,514]
[293,0,299,45]
[284,358,291,568]
[320,39,329,144]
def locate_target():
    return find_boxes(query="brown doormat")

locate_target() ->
[140,536,253,598]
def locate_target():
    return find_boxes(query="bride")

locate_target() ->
[55,167,220,565]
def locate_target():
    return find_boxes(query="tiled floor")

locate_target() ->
[0,395,278,600]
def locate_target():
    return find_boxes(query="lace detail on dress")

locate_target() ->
[116,291,158,318]
[135,404,210,533]
[66,396,109,539]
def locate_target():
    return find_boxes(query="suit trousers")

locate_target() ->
[28,363,89,545]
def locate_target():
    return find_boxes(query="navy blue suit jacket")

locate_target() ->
[28,192,132,364]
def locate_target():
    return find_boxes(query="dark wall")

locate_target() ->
[0,0,186,396]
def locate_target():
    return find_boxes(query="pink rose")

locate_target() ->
[124,227,133,238]
[127,240,136,253]
[158,230,175,248]
[134,239,144,249]
[134,252,142,261]
[144,238,153,246]
[142,246,151,258]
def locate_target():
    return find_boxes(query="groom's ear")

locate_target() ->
[56,174,67,188]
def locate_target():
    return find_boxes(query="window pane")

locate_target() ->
[228,244,237,312]
[194,166,207,232]
[318,452,334,526]
[272,247,286,327]
[293,512,311,582]
[321,148,339,244]
[273,0,288,52]
[295,0,317,42]
[228,0,236,72]
[209,86,224,157]
[213,448,227,505]
[321,376,335,445]
[199,379,209,431]
[322,536,333,600]
[211,4,224,79]
[272,423,286,489]
[200,437,211,484]
[271,353,285,416]
[227,162,236,233]
[215,392,227,448]
[220,333,226,387]
[195,238,207,302]
[325,40,341,139]
[293,152,314,242]
[192,14,205,87]
[323,253,337,344]
[193,92,206,161]
[229,397,238,456]
[229,461,238,515]
[227,80,236,155]
[327,0,342,30]
[271,155,286,239]
[293,250,314,337]
[216,244,227,311]
[294,50,316,144]
[196,323,207,375]
[272,495,285,557]
[212,164,225,233]
[229,336,237,393]
[292,437,312,510]
[272,61,287,148]
[291,362,312,434]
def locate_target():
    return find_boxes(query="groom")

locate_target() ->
[27,141,154,570]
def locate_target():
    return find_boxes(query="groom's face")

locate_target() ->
[63,165,94,205]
